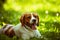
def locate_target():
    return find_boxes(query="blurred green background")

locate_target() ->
[0,0,60,40]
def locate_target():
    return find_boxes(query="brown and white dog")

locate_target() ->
[0,12,41,40]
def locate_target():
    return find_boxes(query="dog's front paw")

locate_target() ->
[34,30,41,38]
[35,33,41,38]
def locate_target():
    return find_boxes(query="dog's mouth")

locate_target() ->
[25,22,37,30]
[31,24,36,30]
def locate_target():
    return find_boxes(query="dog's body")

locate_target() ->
[14,23,41,40]
[0,12,41,40]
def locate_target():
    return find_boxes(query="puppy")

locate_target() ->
[0,12,41,40]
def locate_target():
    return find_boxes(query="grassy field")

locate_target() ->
[0,0,60,40]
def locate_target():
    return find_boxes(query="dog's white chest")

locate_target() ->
[19,26,35,38]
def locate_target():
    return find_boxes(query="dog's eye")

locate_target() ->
[34,16,37,18]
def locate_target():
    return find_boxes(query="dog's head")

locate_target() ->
[20,12,39,30]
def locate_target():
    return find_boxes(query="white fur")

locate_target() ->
[30,13,37,24]
[13,23,41,40]
[3,25,13,33]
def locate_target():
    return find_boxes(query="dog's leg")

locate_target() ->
[33,30,41,38]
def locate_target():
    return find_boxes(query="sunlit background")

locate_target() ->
[4,0,60,12]
[0,0,60,40]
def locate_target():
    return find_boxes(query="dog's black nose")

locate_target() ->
[32,19,36,22]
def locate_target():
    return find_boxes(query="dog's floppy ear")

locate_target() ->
[20,15,25,26]
[37,15,39,26]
